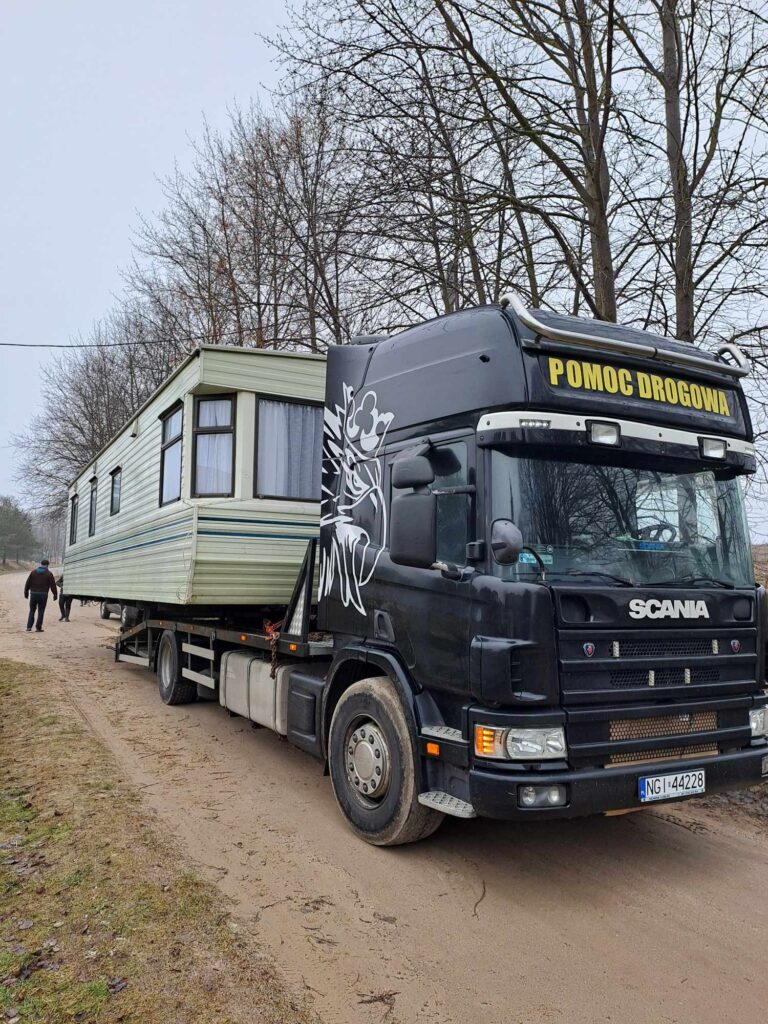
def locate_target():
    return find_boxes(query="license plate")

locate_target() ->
[638,769,706,803]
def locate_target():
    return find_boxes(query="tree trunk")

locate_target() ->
[660,0,695,341]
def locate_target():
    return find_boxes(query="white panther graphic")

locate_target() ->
[319,384,393,615]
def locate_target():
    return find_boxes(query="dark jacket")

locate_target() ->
[24,567,58,600]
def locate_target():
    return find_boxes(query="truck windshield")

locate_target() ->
[490,448,754,587]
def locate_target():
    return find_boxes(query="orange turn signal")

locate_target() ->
[474,725,507,759]
[240,634,247,642]
[426,741,440,757]
[289,642,298,652]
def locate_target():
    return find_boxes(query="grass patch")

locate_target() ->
[0,659,316,1024]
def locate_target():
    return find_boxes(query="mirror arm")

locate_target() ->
[521,545,547,581]
[431,485,476,496]
[431,560,464,581]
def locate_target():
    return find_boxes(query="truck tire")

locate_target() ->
[328,676,444,846]
[121,605,140,629]
[156,630,196,706]
[99,601,111,620]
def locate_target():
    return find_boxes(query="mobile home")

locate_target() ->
[64,346,325,609]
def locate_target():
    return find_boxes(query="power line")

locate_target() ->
[0,335,321,350]
[0,340,161,349]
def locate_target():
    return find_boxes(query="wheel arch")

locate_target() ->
[321,647,420,759]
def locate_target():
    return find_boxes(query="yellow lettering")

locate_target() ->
[582,363,604,391]
[701,387,718,413]
[690,383,703,409]
[678,381,691,407]
[651,375,665,402]
[566,360,583,388]
[549,357,565,386]
[618,368,633,396]
[637,373,651,399]
[664,378,679,404]
[603,366,618,393]
[718,391,729,416]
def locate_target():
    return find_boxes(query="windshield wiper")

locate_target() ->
[555,570,635,587]
[651,574,734,589]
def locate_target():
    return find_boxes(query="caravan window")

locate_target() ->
[110,467,122,515]
[69,494,78,545]
[255,399,322,500]
[160,404,183,505]
[88,479,97,536]
[193,396,235,497]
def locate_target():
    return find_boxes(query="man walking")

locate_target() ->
[24,559,58,633]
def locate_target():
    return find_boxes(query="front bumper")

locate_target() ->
[469,745,768,820]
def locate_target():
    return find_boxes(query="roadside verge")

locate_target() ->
[0,658,317,1024]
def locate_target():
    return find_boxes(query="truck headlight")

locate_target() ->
[474,724,566,760]
[749,708,767,737]
[507,727,566,760]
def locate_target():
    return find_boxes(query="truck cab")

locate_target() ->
[318,297,768,840]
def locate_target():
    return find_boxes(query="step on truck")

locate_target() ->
[66,296,768,845]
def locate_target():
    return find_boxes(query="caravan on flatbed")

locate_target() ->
[65,345,325,612]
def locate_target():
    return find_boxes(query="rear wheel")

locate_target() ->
[156,630,196,705]
[328,676,443,846]
[99,601,111,620]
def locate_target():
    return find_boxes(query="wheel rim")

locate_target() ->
[159,641,173,688]
[344,717,391,804]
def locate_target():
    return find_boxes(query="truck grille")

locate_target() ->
[609,667,720,689]
[566,697,751,768]
[616,638,714,658]
[558,625,755,704]
[607,744,718,766]
[609,710,716,742]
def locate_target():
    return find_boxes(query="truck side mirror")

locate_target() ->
[392,455,435,490]
[389,491,437,568]
[491,519,524,565]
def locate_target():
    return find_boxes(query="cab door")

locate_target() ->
[372,433,478,695]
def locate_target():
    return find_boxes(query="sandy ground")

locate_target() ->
[3,572,768,1024]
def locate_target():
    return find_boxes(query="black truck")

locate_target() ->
[114,296,768,845]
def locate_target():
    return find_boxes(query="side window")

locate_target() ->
[256,399,323,500]
[428,441,470,565]
[160,404,183,506]
[69,494,79,545]
[88,478,97,537]
[194,396,235,497]
[110,467,122,516]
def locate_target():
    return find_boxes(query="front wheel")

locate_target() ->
[328,676,443,846]
[99,601,111,620]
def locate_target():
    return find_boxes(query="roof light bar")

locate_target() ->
[499,293,750,379]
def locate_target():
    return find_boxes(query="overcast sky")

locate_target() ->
[0,0,285,498]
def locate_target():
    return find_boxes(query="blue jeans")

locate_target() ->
[27,592,48,630]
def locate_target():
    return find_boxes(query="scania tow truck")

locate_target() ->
[103,295,768,844]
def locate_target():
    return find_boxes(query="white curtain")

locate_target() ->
[257,401,322,499]
[161,440,182,503]
[195,433,233,495]
[198,399,232,428]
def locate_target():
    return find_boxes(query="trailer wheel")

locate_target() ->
[328,676,443,846]
[99,601,111,620]
[156,630,196,706]
[121,605,140,629]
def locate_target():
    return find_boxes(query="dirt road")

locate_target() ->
[3,573,768,1024]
